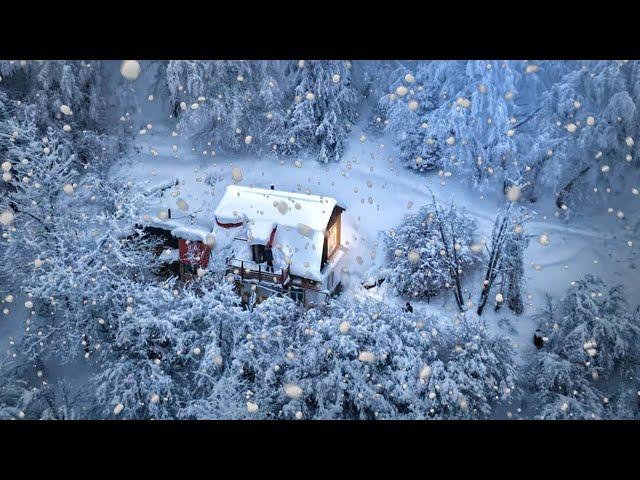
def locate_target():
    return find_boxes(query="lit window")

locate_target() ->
[327,222,338,258]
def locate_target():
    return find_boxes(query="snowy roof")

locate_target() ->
[248,220,276,244]
[170,226,210,243]
[146,218,212,243]
[214,185,338,232]
[215,185,343,282]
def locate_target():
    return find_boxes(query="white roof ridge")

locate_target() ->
[226,185,334,205]
[214,184,340,233]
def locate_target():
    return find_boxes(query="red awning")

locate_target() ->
[267,226,277,248]
[215,217,244,229]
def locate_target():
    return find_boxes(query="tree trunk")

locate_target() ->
[477,206,511,316]
[438,221,464,312]
[556,166,591,209]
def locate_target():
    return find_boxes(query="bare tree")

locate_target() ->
[477,201,531,316]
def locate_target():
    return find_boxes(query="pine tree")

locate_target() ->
[525,276,640,419]
[163,60,278,154]
[267,60,360,163]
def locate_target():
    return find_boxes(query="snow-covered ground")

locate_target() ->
[110,99,640,372]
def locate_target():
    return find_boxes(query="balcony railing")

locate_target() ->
[225,255,290,286]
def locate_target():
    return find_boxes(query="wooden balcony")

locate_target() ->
[225,255,290,287]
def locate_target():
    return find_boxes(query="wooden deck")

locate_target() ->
[225,256,290,286]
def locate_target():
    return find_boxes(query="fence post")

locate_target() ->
[241,261,244,281]
[258,265,261,283]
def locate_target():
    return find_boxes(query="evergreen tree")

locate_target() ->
[267,60,360,163]
[163,60,279,154]
[525,276,640,419]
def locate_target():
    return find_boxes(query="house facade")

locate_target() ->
[214,185,347,307]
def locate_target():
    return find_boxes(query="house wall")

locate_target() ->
[228,203,346,308]
[322,207,343,267]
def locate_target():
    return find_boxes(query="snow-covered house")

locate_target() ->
[139,222,215,281]
[132,178,218,281]
[214,185,347,307]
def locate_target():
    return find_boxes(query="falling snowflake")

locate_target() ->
[0,210,14,226]
[276,201,289,215]
[456,97,471,108]
[506,185,521,202]
[284,384,303,399]
[358,351,375,363]
[407,250,420,263]
[395,86,408,97]
[538,233,550,246]
[419,365,432,381]
[525,64,539,74]
[120,60,141,81]
[232,167,243,183]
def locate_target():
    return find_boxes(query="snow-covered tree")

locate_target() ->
[0,100,163,371]
[162,60,280,154]
[209,294,430,420]
[0,60,113,132]
[189,293,517,420]
[267,60,360,163]
[385,200,479,305]
[184,295,303,419]
[286,296,431,420]
[476,201,532,316]
[379,60,640,211]
[416,315,518,419]
[525,276,640,419]
[92,274,242,420]
[501,214,528,315]
[363,61,419,136]
[477,201,532,316]
[518,60,640,211]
